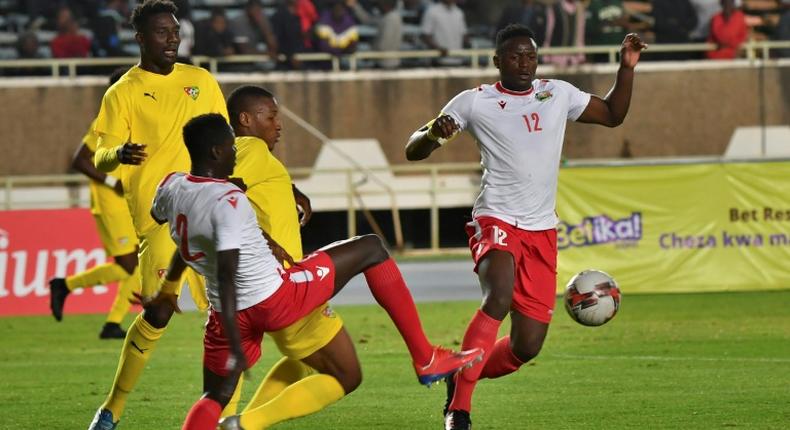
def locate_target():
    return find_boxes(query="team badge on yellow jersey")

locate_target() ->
[184,86,200,100]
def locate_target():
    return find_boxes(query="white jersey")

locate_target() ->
[441,79,591,230]
[151,172,284,311]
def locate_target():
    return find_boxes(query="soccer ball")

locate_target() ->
[564,270,621,327]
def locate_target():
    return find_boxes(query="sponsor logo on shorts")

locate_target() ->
[118,236,129,245]
[289,270,314,283]
[157,269,167,279]
[322,306,336,318]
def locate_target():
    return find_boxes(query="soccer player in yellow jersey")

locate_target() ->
[48,69,141,340]
[88,1,228,428]
[220,85,360,429]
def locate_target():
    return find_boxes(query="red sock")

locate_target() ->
[363,258,433,365]
[182,397,222,430]
[449,309,502,413]
[479,336,523,379]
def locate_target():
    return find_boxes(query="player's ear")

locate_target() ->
[493,54,500,70]
[238,111,250,127]
[135,32,143,46]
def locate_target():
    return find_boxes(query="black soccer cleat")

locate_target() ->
[99,323,127,340]
[443,372,456,416]
[445,410,472,430]
[49,277,70,322]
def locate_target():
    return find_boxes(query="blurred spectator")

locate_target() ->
[402,0,428,26]
[4,32,49,77]
[91,0,127,57]
[173,0,195,58]
[349,0,403,69]
[689,0,722,42]
[296,0,320,48]
[232,0,279,58]
[706,0,747,59]
[420,0,469,66]
[777,1,790,57]
[194,8,235,57]
[315,0,359,55]
[652,0,697,59]
[586,0,629,46]
[543,0,586,67]
[273,0,310,69]
[16,31,43,59]
[495,1,548,47]
[50,6,92,58]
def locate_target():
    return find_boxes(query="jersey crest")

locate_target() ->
[184,86,200,100]
[536,90,553,102]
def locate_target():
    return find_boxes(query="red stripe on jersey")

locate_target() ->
[157,171,179,189]
[186,174,229,183]
[495,81,535,96]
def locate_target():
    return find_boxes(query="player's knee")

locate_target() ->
[114,253,138,275]
[337,367,362,394]
[142,303,174,328]
[482,287,513,320]
[511,338,543,363]
[358,234,389,264]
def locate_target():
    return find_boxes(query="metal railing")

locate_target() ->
[5,157,789,249]
[1,40,789,77]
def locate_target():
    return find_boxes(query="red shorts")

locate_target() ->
[465,216,557,323]
[203,251,337,376]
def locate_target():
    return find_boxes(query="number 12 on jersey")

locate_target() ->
[523,113,542,133]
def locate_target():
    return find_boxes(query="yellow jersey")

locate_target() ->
[233,136,303,260]
[93,63,228,235]
[82,118,129,216]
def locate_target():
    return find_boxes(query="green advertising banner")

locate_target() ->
[556,160,790,293]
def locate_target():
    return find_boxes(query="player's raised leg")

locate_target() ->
[322,234,483,385]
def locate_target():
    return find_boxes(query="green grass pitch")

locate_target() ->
[1,291,788,429]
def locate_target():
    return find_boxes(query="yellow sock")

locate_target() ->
[239,374,345,429]
[221,376,244,418]
[243,357,314,413]
[105,266,141,324]
[102,314,165,419]
[65,262,129,291]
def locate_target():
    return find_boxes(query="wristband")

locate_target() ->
[159,277,180,295]
[104,175,119,188]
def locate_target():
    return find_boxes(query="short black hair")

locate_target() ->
[227,85,275,127]
[108,67,128,86]
[495,24,536,53]
[183,114,232,162]
[131,0,178,32]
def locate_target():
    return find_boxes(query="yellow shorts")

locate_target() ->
[267,302,344,360]
[95,211,138,256]
[139,223,209,311]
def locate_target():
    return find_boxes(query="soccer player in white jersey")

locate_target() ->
[405,24,647,430]
[148,114,483,430]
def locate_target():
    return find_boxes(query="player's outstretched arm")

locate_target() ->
[577,33,647,127]
[216,249,248,377]
[405,115,458,161]
[72,144,123,195]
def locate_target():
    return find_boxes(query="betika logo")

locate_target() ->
[557,212,642,250]
[536,91,553,101]
[184,86,200,100]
